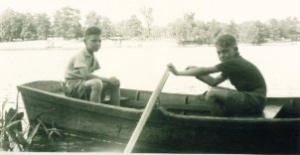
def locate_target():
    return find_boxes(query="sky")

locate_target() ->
[1,0,300,26]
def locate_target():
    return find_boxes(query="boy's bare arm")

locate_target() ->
[196,74,227,87]
[78,68,119,85]
[78,67,94,79]
[168,63,220,76]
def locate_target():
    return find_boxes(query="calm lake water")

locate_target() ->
[1,40,300,152]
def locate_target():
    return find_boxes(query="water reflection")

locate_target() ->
[28,132,125,152]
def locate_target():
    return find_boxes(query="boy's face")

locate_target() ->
[84,34,101,52]
[216,45,237,62]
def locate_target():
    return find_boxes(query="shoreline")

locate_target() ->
[0,39,299,51]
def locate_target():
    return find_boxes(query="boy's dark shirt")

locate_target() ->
[216,55,267,97]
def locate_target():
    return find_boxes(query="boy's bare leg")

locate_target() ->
[110,84,120,106]
[206,101,225,116]
[85,79,103,103]
[205,87,234,101]
[204,87,236,116]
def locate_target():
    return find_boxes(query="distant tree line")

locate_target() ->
[168,13,300,45]
[0,7,155,42]
[0,7,299,45]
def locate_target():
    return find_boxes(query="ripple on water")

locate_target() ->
[28,132,125,152]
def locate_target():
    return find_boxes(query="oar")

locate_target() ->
[124,68,170,153]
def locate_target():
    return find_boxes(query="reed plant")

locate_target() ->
[0,99,40,151]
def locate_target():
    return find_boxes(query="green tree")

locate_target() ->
[140,7,154,38]
[169,13,196,42]
[183,13,196,40]
[99,17,115,38]
[268,19,281,41]
[279,17,300,41]
[169,18,182,39]
[224,21,239,39]
[0,9,23,41]
[205,20,224,43]
[115,21,126,37]
[0,9,15,41]
[192,21,211,44]
[35,13,51,40]
[248,21,270,44]
[238,21,252,43]
[115,15,144,39]
[53,7,83,39]
[125,15,143,38]
[151,26,167,39]
[20,13,37,40]
[85,11,101,27]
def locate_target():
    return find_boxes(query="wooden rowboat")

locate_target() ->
[17,80,300,153]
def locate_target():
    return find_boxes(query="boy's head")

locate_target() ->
[84,26,102,52]
[215,34,239,62]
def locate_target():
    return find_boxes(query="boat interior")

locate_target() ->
[21,81,300,118]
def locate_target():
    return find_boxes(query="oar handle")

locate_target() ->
[124,68,170,153]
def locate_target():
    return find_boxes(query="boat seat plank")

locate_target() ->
[103,96,129,103]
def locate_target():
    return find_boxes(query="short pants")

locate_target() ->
[64,79,91,100]
[216,91,266,116]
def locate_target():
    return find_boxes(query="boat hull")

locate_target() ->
[18,81,300,153]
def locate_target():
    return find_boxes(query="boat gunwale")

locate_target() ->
[18,81,300,124]
[17,84,143,117]
[157,106,300,123]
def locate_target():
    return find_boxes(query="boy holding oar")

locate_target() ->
[64,26,120,105]
[168,34,267,116]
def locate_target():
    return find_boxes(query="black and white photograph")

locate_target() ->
[0,0,299,154]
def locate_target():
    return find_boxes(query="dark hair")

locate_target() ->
[215,34,237,48]
[85,26,101,37]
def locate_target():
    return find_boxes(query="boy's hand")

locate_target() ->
[167,63,178,75]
